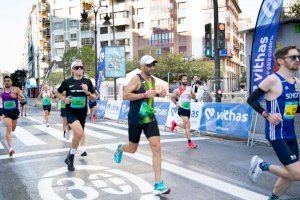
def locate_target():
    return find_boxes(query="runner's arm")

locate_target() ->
[56,81,67,101]
[16,87,25,101]
[86,80,96,101]
[170,89,179,105]
[123,75,142,101]
[247,75,274,115]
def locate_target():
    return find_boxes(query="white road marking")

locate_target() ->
[0,142,4,149]
[14,126,46,146]
[33,125,70,142]
[104,146,268,200]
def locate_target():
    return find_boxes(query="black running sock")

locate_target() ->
[268,193,279,200]
[259,161,270,171]
[188,139,191,143]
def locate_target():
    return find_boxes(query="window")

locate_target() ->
[138,22,144,29]
[69,7,76,15]
[70,33,77,41]
[55,48,64,57]
[54,35,64,43]
[53,22,64,30]
[100,41,108,47]
[81,38,94,46]
[70,20,77,28]
[137,8,144,15]
[100,27,108,34]
[53,9,63,17]
[178,17,186,25]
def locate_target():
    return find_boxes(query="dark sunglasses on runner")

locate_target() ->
[146,62,156,68]
[284,55,300,62]
[73,66,84,70]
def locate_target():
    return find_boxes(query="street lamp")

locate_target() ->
[35,49,40,91]
[80,1,111,91]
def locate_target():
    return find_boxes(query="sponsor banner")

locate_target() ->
[190,102,204,131]
[96,48,105,93]
[165,102,182,127]
[104,46,126,78]
[250,0,284,92]
[199,103,253,138]
[153,101,170,126]
[97,100,107,118]
[104,100,122,120]
[118,100,130,121]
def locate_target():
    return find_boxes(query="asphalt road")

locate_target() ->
[0,107,299,200]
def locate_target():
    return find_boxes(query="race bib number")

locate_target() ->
[43,98,52,105]
[284,101,298,119]
[70,97,86,108]
[4,100,16,109]
[181,102,191,109]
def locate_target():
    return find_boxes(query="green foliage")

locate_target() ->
[62,45,95,78]
[284,3,300,19]
[48,72,64,88]
[125,52,215,83]
[10,69,27,88]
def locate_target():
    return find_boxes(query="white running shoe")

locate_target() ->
[249,155,263,183]
[46,123,50,127]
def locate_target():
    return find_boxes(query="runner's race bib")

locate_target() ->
[42,98,52,105]
[284,101,298,119]
[70,97,86,108]
[4,100,16,109]
[181,102,191,109]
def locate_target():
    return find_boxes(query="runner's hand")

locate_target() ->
[267,113,283,125]
[158,89,167,98]
[81,84,88,93]
[10,93,17,98]
[64,97,71,104]
[146,90,157,98]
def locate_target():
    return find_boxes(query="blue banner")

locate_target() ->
[119,101,130,121]
[199,103,253,138]
[97,100,107,118]
[96,48,105,93]
[153,102,170,126]
[250,0,283,93]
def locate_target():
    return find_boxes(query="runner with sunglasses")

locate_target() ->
[247,46,300,200]
[114,55,170,195]
[0,75,24,157]
[56,60,96,171]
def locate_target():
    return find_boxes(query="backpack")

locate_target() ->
[202,88,212,102]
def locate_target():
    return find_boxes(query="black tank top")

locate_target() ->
[128,74,156,124]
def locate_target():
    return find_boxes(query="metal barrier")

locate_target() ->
[248,111,300,148]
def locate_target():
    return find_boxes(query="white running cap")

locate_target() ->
[139,55,157,65]
[71,60,83,69]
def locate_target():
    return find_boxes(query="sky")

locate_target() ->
[0,0,263,74]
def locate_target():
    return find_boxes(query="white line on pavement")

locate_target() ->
[14,126,46,146]
[26,116,42,124]
[104,146,268,200]
[86,123,128,136]
[33,125,70,142]
[0,137,206,160]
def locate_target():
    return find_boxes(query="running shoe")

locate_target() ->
[114,143,123,164]
[81,151,87,157]
[65,154,75,171]
[46,123,50,127]
[249,155,263,183]
[153,181,171,195]
[187,141,197,149]
[170,121,177,132]
[9,148,15,157]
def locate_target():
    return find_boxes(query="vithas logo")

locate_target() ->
[204,108,248,122]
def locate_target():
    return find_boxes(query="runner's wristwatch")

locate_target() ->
[262,110,269,119]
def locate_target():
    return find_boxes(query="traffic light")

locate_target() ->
[217,23,226,49]
[204,23,212,57]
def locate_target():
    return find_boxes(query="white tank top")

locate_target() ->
[178,86,191,110]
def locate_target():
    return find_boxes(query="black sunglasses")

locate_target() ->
[284,55,300,61]
[73,66,84,70]
[146,63,156,68]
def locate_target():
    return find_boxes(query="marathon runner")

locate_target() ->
[56,60,96,171]
[0,75,24,157]
[20,87,28,117]
[170,74,197,149]
[60,92,71,140]
[247,46,300,200]
[38,85,53,127]
[113,55,170,195]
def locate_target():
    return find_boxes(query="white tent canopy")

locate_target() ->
[117,68,168,88]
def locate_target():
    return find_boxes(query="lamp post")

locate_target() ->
[80,1,111,91]
[35,49,40,91]
[213,0,221,102]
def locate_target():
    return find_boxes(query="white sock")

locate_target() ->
[69,148,76,155]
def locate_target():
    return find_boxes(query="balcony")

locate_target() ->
[98,31,130,41]
[113,18,130,26]
[42,18,50,25]
[43,42,51,50]
[42,29,50,37]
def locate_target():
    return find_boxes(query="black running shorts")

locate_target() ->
[3,109,20,120]
[65,110,86,129]
[60,108,66,117]
[43,105,51,112]
[270,139,299,166]
[128,120,160,143]
[178,107,191,119]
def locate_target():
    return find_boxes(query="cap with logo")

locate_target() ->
[139,55,157,65]
[71,60,83,69]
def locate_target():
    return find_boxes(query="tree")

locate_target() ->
[48,72,64,88]
[10,69,27,88]
[283,3,300,19]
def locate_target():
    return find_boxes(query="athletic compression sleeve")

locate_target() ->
[247,87,267,115]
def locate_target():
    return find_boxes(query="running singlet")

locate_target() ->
[178,86,192,110]
[1,87,18,110]
[265,73,299,141]
[42,91,52,106]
